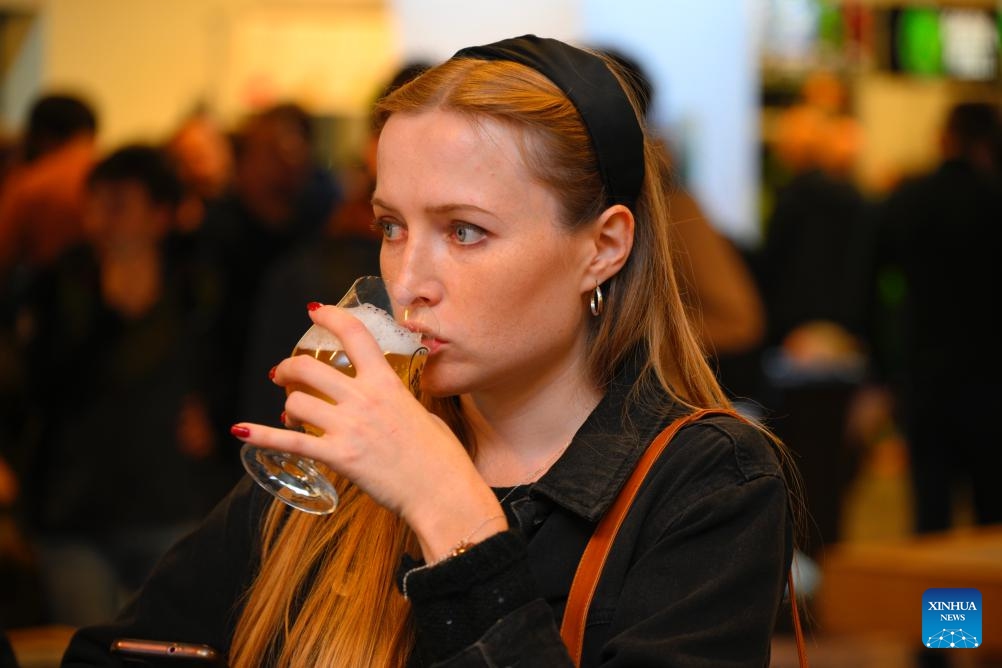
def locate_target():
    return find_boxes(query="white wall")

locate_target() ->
[42,0,238,145]
[390,0,582,62]
[583,0,761,245]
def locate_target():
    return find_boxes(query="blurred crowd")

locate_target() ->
[0,57,1000,638]
[752,75,1002,565]
[0,81,398,629]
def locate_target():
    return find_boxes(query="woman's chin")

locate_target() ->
[418,365,472,400]
[418,371,454,399]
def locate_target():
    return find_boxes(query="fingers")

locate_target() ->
[230,422,324,462]
[283,389,343,436]
[276,354,348,404]
[235,301,426,495]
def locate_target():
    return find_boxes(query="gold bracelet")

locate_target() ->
[401,513,505,599]
[445,514,504,559]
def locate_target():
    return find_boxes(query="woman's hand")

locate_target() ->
[231,304,506,562]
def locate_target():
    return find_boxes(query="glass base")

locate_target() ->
[240,443,338,515]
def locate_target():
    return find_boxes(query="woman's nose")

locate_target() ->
[385,234,442,309]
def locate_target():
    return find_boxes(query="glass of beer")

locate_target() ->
[239,276,434,514]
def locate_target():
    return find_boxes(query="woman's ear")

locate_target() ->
[582,204,634,289]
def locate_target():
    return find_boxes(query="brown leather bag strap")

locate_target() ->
[558,408,725,662]
[558,408,809,667]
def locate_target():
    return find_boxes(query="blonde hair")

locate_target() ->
[231,54,747,667]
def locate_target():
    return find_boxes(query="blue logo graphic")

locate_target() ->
[923,588,982,649]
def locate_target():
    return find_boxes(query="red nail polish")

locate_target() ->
[268,366,277,380]
[230,425,250,438]
[307,301,322,312]
[280,411,287,424]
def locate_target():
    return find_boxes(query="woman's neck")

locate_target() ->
[461,354,601,487]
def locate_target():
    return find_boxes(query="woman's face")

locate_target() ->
[374,109,597,399]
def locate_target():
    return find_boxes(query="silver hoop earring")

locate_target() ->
[590,282,604,317]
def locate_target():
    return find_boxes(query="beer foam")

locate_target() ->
[299,303,422,353]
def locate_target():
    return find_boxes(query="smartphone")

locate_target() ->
[110,638,224,665]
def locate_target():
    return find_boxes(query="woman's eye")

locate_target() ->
[452,223,486,245]
[374,219,404,240]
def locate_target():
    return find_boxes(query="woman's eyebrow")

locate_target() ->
[424,202,492,216]
[371,197,492,218]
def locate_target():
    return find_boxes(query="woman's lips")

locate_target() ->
[423,337,444,354]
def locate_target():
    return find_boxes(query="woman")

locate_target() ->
[63,35,796,667]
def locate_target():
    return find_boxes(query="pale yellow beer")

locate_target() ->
[287,303,428,436]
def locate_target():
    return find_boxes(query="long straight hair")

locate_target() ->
[231,54,750,667]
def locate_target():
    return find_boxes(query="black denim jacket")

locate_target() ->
[62,354,792,667]
[402,356,793,667]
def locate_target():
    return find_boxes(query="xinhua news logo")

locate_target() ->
[923,588,982,649]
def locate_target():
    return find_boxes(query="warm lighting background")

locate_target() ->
[0,0,764,241]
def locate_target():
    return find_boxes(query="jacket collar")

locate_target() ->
[530,347,685,523]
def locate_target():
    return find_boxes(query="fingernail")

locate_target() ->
[280,411,287,425]
[268,366,277,380]
[230,425,250,438]
[307,301,322,312]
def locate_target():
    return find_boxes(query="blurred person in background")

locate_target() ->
[872,101,1002,534]
[0,93,98,280]
[238,63,430,428]
[197,101,342,441]
[160,107,236,349]
[751,72,873,556]
[164,105,235,236]
[0,94,100,628]
[0,94,99,461]
[756,72,870,356]
[20,145,233,626]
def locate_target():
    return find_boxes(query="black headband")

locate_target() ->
[453,34,645,208]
